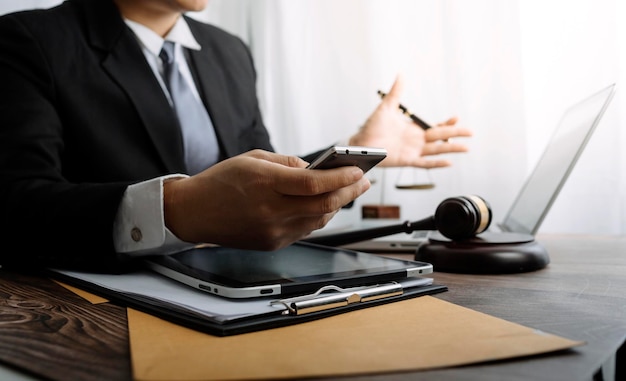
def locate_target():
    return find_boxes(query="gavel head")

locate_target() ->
[434,195,492,240]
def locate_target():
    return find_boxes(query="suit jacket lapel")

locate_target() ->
[101,39,187,173]
[79,0,186,173]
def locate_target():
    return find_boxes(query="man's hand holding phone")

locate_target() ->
[163,149,374,251]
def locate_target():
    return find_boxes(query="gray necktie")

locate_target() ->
[160,41,220,175]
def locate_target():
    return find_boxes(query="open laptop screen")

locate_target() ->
[501,84,615,235]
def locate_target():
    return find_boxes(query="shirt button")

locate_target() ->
[131,227,143,242]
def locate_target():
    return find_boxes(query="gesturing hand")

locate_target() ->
[349,75,473,168]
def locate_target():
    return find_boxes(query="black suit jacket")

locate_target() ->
[0,0,287,269]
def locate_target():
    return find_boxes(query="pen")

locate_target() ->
[377,90,432,130]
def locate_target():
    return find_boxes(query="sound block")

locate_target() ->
[415,231,550,274]
[362,205,401,219]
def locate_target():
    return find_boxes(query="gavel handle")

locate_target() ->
[301,216,436,247]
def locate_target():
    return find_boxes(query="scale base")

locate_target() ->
[415,232,550,274]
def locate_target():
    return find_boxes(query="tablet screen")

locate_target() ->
[145,242,432,298]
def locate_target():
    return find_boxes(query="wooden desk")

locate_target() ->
[1,234,625,381]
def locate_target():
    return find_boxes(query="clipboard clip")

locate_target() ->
[271,282,403,316]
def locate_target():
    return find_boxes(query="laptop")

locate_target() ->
[312,84,616,252]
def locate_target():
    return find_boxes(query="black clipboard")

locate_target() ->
[49,269,447,337]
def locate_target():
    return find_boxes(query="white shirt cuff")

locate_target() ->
[113,174,194,255]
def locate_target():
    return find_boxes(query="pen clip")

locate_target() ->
[271,282,403,316]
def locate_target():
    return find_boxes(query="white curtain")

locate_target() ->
[0,0,60,13]
[196,0,626,235]
[3,0,624,234]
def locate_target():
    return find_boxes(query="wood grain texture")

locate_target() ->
[0,271,131,381]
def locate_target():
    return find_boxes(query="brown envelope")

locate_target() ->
[54,281,109,304]
[128,296,583,381]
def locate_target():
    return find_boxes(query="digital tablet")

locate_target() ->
[144,242,433,299]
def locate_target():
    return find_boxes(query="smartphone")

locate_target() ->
[306,146,387,173]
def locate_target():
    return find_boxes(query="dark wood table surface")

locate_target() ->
[1,234,625,381]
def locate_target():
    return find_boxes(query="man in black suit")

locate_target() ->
[0,0,472,270]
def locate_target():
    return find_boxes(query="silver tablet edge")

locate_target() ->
[406,263,434,277]
[145,260,282,299]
